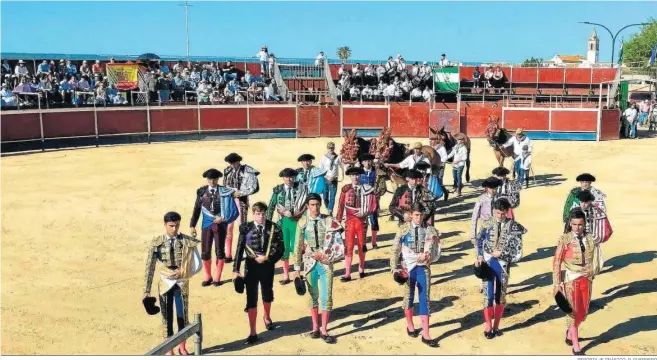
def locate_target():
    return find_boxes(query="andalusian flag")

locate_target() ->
[433,67,459,93]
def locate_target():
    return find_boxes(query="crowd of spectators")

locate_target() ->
[470,65,507,93]
[333,53,455,102]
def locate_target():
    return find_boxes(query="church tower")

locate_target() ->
[587,28,599,64]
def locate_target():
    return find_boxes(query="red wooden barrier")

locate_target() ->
[342,107,388,128]
[463,107,501,137]
[1,113,41,141]
[511,68,538,83]
[249,106,296,129]
[320,106,341,137]
[150,108,197,132]
[550,110,597,132]
[297,106,320,137]
[200,108,247,131]
[592,68,617,83]
[97,109,148,135]
[460,66,474,81]
[565,68,592,84]
[42,111,95,138]
[390,103,429,137]
[538,68,565,84]
[504,109,549,131]
[599,109,620,140]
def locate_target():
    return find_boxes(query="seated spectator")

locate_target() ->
[196,79,212,103]
[222,61,237,82]
[66,60,77,78]
[37,74,52,93]
[484,66,493,88]
[400,79,411,94]
[385,56,396,79]
[172,61,182,74]
[59,78,73,99]
[1,83,17,107]
[315,51,325,67]
[95,83,108,105]
[80,60,91,77]
[200,69,210,81]
[210,89,225,104]
[410,87,422,100]
[78,76,92,92]
[68,75,79,91]
[57,60,67,81]
[109,57,116,64]
[189,69,201,87]
[439,54,449,67]
[268,53,276,78]
[351,63,363,84]
[364,64,376,85]
[362,85,374,100]
[92,60,102,75]
[376,64,386,82]
[226,78,240,96]
[15,60,29,80]
[411,62,420,78]
[159,60,170,75]
[349,85,360,100]
[491,66,505,90]
[338,64,346,77]
[111,91,128,105]
[473,67,481,89]
[37,60,50,75]
[265,80,281,102]
[245,70,263,85]
[422,87,434,102]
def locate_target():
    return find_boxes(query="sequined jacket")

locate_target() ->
[471,193,494,240]
[223,164,260,199]
[389,184,438,224]
[336,184,377,221]
[390,222,440,272]
[144,233,199,293]
[495,178,521,208]
[233,220,284,272]
[476,217,526,264]
[266,183,307,221]
[190,185,231,228]
[569,205,613,244]
[562,187,607,223]
[294,214,345,275]
[552,232,599,285]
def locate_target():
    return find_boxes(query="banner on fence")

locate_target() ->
[433,67,459,93]
[106,64,140,90]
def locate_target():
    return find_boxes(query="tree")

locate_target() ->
[622,18,657,67]
[521,57,543,67]
[337,46,352,63]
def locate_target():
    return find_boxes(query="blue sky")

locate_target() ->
[1,1,654,62]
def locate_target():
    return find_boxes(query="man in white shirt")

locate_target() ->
[502,128,533,179]
[446,136,468,197]
[422,88,433,102]
[255,46,269,77]
[386,142,430,171]
[623,102,638,139]
[315,52,325,67]
[439,54,449,67]
[410,87,422,100]
[431,136,450,201]
[15,60,29,81]
[320,142,342,216]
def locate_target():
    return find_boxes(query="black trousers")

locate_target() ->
[244,260,275,310]
[162,284,186,337]
[201,223,228,260]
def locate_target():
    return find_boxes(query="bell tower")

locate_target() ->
[587,28,599,64]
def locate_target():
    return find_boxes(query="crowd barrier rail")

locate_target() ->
[1,101,621,153]
[145,313,202,356]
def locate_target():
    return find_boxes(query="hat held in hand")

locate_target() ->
[142,296,161,316]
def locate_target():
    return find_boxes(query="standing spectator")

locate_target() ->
[255,46,269,77]
[473,67,481,89]
[439,54,449,67]
[66,60,78,78]
[624,102,638,139]
[638,99,651,127]
[172,61,183,74]
[145,72,157,103]
[222,61,237,82]
[376,63,386,83]
[196,79,211,103]
[315,51,325,67]
[80,60,91,77]
[268,53,276,78]
[396,57,407,80]
[364,64,376,85]
[56,60,67,80]
[351,63,363,85]
[92,60,102,75]
[109,57,116,64]
[37,60,50,76]
[157,74,171,103]
[159,60,170,75]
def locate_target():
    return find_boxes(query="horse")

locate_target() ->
[339,127,441,195]
[484,115,515,168]
[429,126,472,184]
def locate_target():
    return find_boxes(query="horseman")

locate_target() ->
[385,142,430,171]
[501,128,533,180]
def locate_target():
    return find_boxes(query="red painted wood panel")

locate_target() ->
[600,109,620,140]
[1,113,41,141]
[320,106,341,137]
[538,68,565,83]
[460,66,474,81]
[463,107,501,137]
[329,64,341,79]
[433,102,458,110]
[429,109,460,134]
[550,110,597,132]
[150,109,197,132]
[565,68,592,84]
[592,68,617,84]
[200,108,247,130]
[390,103,429,137]
[504,109,549,131]
[97,110,147,135]
[297,106,320,138]
[245,63,260,76]
[249,107,296,129]
[342,107,388,128]
[42,111,95,138]
[511,68,538,83]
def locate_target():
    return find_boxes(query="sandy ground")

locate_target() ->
[1,135,657,355]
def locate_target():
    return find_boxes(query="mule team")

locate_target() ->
[142,121,612,355]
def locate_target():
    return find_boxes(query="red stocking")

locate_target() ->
[404,308,415,332]
[282,260,290,280]
[371,231,378,246]
[247,308,257,336]
[202,260,212,281]
[320,311,330,335]
[263,302,272,322]
[483,306,494,332]
[344,255,353,278]
[358,250,366,273]
[214,259,224,282]
[493,305,505,330]
[420,315,431,339]
[311,307,319,332]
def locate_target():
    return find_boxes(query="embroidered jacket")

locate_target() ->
[471,193,494,240]
[389,184,439,224]
[190,185,235,228]
[223,164,260,198]
[294,214,345,275]
[476,217,526,264]
[495,178,521,208]
[569,205,613,244]
[144,233,199,293]
[336,184,377,221]
[233,220,284,272]
[552,232,600,285]
[359,168,377,187]
[266,183,308,222]
[562,187,607,223]
[390,222,441,272]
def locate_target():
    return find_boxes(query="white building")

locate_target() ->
[544,28,599,68]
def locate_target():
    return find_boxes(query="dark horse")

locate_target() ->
[429,126,472,184]
[484,115,515,168]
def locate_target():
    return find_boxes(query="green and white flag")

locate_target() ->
[433,67,459,93]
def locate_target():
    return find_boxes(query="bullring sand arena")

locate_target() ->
[1,136,657,355]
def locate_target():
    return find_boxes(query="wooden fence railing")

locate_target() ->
[145,313,203,356]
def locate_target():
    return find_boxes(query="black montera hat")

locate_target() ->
[279,168,298,178]
[224,153,243,164]
[294,276,307,296]
[203,168,222,179]
[234,275,245,294]
[554,291,573,314]
[576,173,596,182]
[297,154,315,162]
[473,261,494,281]
[346,167,365,176]
[142,296,161,316]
